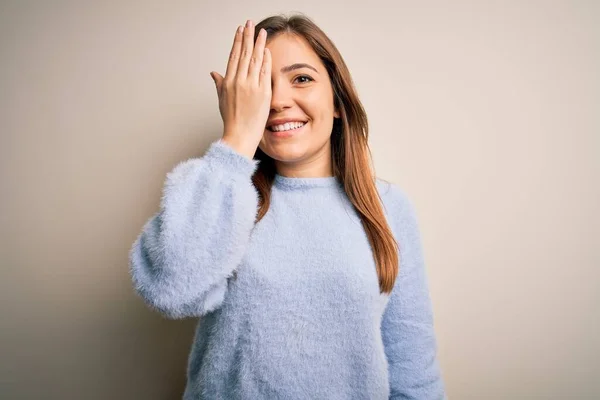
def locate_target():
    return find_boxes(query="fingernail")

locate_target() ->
[246,20,252,28]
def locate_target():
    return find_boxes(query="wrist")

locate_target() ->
[220,134,256,160]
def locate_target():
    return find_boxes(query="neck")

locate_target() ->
[274,142,333,178]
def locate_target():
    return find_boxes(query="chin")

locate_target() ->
[263,143,307,162]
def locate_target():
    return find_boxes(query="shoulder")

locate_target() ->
[375,177,416,220]
[375,177,421,239]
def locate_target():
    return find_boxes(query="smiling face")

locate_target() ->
[259,33,340,177]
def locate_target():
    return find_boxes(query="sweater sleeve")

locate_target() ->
[128,139,260,319]
[380,184,447,399]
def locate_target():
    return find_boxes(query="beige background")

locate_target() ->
[1,0,598,399]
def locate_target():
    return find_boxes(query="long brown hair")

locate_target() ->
[250,13,399,294]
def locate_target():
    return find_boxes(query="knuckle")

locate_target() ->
[234,78,245,88]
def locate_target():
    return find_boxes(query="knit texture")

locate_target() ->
[129,139,447,399]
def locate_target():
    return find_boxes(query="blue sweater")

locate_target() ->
[129,139,447,399]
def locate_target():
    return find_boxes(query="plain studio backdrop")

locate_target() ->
[1,1,598,399]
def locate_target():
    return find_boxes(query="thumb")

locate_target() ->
[210,72,223,89]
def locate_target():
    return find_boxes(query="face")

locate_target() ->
[259,33,340,175]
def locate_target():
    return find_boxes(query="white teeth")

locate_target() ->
[270,121,306,132]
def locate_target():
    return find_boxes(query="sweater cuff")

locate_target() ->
[203,139,260,179]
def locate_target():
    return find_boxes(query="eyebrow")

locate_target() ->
[280,63,319,74]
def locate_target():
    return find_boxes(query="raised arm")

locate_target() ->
[128,140,260,319]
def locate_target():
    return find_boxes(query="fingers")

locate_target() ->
[225,25,244,83]
[259,47,271,91]
[221,20,266,87]
[235,20,255,81]
[247,28,267,83]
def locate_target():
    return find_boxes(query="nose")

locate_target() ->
[270,81,294,113]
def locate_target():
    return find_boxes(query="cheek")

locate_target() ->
[303,88,334,120]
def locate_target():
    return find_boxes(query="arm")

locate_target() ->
[380,185,447,399]
[128,139,260,319]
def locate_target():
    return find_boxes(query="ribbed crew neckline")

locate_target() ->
[274,173,342,190]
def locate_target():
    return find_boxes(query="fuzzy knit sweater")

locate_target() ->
[129,139,447,399]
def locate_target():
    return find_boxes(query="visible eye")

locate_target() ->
[294,75,314,84]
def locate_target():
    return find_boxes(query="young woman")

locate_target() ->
[129,13,447,400]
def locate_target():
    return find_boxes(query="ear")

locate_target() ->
[334,108,340,119]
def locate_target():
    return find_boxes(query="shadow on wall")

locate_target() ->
[114,299,198,398]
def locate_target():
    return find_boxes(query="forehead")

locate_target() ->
[266,33,322,71]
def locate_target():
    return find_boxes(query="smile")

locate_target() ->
[267,122,308,138]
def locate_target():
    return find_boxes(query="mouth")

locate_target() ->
[266,121,308,138]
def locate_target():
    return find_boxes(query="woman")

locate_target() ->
[129,13,447,400]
